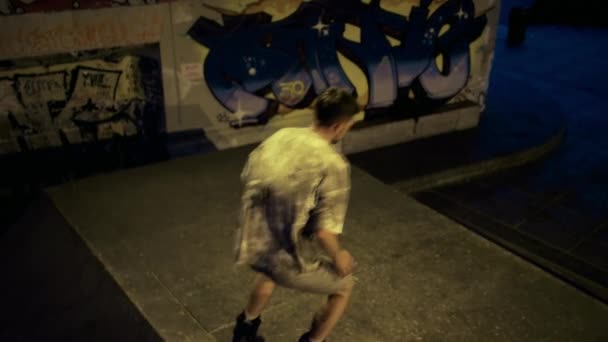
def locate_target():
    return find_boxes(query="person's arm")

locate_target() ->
[316,228,342,260]
[317,229,354,277]
[313,158,354,276]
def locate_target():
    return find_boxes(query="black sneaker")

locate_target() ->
[298,332,326,342]
[232,312,264,342]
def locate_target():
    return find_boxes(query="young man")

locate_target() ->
[232,87,359,342]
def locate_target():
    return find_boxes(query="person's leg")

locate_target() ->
[233,273,276,342]
[306,280,354,342]
[266,258,354,342]
[245,273,276,318]
[309,299,325,335]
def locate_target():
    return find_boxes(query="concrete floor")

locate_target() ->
[44,146,608,341]
[349,23,608,302]
[410,25,608,301]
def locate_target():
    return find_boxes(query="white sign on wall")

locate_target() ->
[180,63,204,82]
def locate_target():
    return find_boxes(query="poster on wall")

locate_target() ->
[176,0,498,148]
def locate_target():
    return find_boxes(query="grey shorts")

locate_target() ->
[250,253,354,295]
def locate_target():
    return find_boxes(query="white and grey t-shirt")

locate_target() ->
[235,127,351,272]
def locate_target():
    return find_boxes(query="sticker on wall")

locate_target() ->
[180,63,204,82]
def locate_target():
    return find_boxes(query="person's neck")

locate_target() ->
[311,124,334,143]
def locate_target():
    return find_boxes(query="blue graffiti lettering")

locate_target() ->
[188,0,487,127]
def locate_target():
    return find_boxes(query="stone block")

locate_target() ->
[456,106,482,131]
[414,111,460,139]
[343,118,415,154]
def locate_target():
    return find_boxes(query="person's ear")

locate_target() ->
[330,121,342,134]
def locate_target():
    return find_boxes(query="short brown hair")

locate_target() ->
[314,87,359,127]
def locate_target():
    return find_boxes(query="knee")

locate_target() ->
[258,283,275,297]
[255,275,276,296]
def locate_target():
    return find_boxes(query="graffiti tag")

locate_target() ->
[0,56,164,153]
[188,0,487,127]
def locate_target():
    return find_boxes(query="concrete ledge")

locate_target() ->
[343,103,481,155]
[395,128,566,193]
[414,105,480,139]
[455,106,482,131]
[342,118,415,154]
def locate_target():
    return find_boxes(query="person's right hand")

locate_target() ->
[334,250,355,277]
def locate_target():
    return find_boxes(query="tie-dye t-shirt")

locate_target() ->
[235,127,351,272]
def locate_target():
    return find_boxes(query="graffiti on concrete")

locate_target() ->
[14,71,68,131]
[0,55,164,154]
[0,0,165,15]
[188,0,488,128]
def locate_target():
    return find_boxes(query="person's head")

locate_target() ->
[313,87,359,144]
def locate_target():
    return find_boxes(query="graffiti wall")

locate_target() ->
[0,0,500,155]
[0,2,167,155]
[171,0,499,149]
[0,47,165,154]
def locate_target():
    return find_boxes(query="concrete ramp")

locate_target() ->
[2,146,607,341]
[0,194,162,341]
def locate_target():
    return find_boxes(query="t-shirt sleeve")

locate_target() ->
[241,156,251,183]
[241,148,259,183]
[313,157,351,235]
